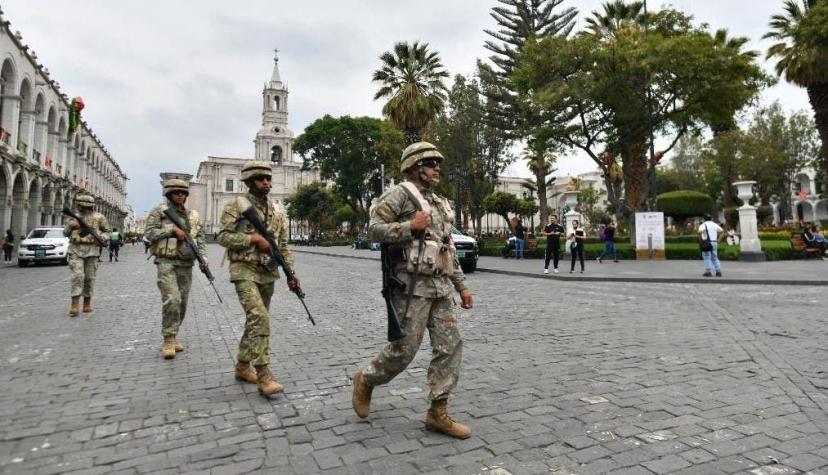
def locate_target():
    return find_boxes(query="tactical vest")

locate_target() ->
[398,182,457,277]
[68,212,106,245]
[227,196,284,266]
[149,205,200,260]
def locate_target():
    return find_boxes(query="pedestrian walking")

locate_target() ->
[513,218,526,259]
[597,222,618,263]
[352,142,474,439]
[2,229,13,263]
[144,179,207,359]
[699,214,724,277]
[64,194,110,316]
[540,214,564,274]
[217,160,300,397]
[568,220,586,273]
[108,228,123,262]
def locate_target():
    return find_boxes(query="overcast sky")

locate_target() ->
[2,0,811,216]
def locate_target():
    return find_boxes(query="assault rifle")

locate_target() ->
[380,244,406,342]
[162,208,223,303]
[62,208,107,247]
[240,206,315,325]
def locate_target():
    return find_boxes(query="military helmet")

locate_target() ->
[163,178,190,196]
[400,141,444,173]
[241,160,273,181]
[75,194,95,207]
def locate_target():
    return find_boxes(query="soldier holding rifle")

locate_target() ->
[63,194,110,317]
[144,179,209,359]
[352,142,474,439]
[217,161,300,397]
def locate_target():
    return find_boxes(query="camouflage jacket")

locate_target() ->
[369,181,467,298]
[217,192,294,284]
[63,211,110,258]
[144,202,207,267]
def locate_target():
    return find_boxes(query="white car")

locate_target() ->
[18,227,70,267]
[452,228,479,273]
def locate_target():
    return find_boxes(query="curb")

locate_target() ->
[291,248,823,287]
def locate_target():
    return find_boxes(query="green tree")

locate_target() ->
[657,190,714,228]
[372,41,449,144]
[483,191,519,231]
[656,135,706,195]
[584,0,645,38]
[285,182,338,236]
[577,186,604,232]
[765,0,828,187]
[479,0,577,226]
[294,115,404,228]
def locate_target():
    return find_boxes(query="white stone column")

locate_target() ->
[733,180,766,261]
[563,191,582,235]
[18,110,35,160]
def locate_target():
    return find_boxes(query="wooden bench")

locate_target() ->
[503,238,539,258]
[790,232,823,258]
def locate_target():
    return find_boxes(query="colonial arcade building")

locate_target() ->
[0,9,128,242]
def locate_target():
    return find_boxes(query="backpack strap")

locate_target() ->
[399,181,431,215]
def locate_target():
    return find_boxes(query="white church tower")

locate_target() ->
[255,49,294,164]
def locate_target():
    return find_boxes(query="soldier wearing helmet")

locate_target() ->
[352,141,475,439]
[217,160,299,397]
[63,193,110,317]
[144,178,207,359]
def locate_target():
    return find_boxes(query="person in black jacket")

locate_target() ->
[569,220,586,273]
[540,214,565,274]
[2,229,13,263]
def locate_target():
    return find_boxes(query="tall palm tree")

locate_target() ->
[765,0,828,190]
[373,41,449,144]
[584,0,646,38]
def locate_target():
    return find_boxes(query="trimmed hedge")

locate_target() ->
[657,190,715,220]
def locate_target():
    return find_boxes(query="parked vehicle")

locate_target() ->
[452,228,478,273]
[18,227,69,267]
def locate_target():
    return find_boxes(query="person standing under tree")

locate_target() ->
[540,214,565,274]
[351,142,474,439]
[513,218,526,259]
[64,194,110,316]
[569,220,586,274]
[217,161,300,397]
[597,222,618,263]
[144,179,208,359]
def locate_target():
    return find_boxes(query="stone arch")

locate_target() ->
[46,105,57,167]
[57,116,67,176]
[27,175,41,230]
[0,57,18,143]
[0,163,9,232]
[33,93,46,163]
[796,201,815,223]
[52,189,64,226]
[271,144,282,164]
[41,181,54,225]
[17,78,32,155]
[10,171,28,240]
[816,201,828,222]
[794,172,812,196]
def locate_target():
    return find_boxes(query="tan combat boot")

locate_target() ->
[69,297,80,317]
[161,336,176,359]
[255,365,283,396]
[82,297,93,313]
[234,362,258,384]
[351,370,373,418]
[173,337,184,352]
[425,400,471,439]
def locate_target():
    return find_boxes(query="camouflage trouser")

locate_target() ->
[156,260,193,337]
[234,280,274,366]
[68,254,98,298]
[362,292,462,402]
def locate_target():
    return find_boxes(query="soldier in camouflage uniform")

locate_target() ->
[64,194,110,317]
[144,179,207,359]
[217,160,300,397]
[352,142,475,439]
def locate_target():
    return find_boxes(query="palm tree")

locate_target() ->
[584,0,646,38]
[521,151,556,225]
[373,41,449,144]
[764,0,828,190]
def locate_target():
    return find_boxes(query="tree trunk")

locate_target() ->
[807,83,828,194]
[712,129,738,208]
[621,135,649,215]
[534,164,548,231]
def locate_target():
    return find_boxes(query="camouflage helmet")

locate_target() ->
[400,141,444,173]
[75,194,95,207]
[241,160,273,181]
[163,178,189,196]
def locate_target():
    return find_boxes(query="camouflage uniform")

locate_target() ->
[360,180,468,402]
[217,190,293,367]
[144,200,206,339]
[64,196,110,299]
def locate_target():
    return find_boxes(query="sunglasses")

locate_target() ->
[418,158,441,169]
[170,191,188,196]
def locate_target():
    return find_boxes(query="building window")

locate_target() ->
[225,179,234,192]
[271,145,282,164]
[274,96,280,111]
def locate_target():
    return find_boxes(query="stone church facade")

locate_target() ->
[184,52,319,235]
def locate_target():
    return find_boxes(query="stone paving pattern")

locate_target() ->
[0,244,827,474]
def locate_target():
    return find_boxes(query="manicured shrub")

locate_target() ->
[657,190,715,223]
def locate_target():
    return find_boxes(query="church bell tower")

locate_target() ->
[255,49,294,164]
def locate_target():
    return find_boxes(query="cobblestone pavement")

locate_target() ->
[1,244,827,474]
